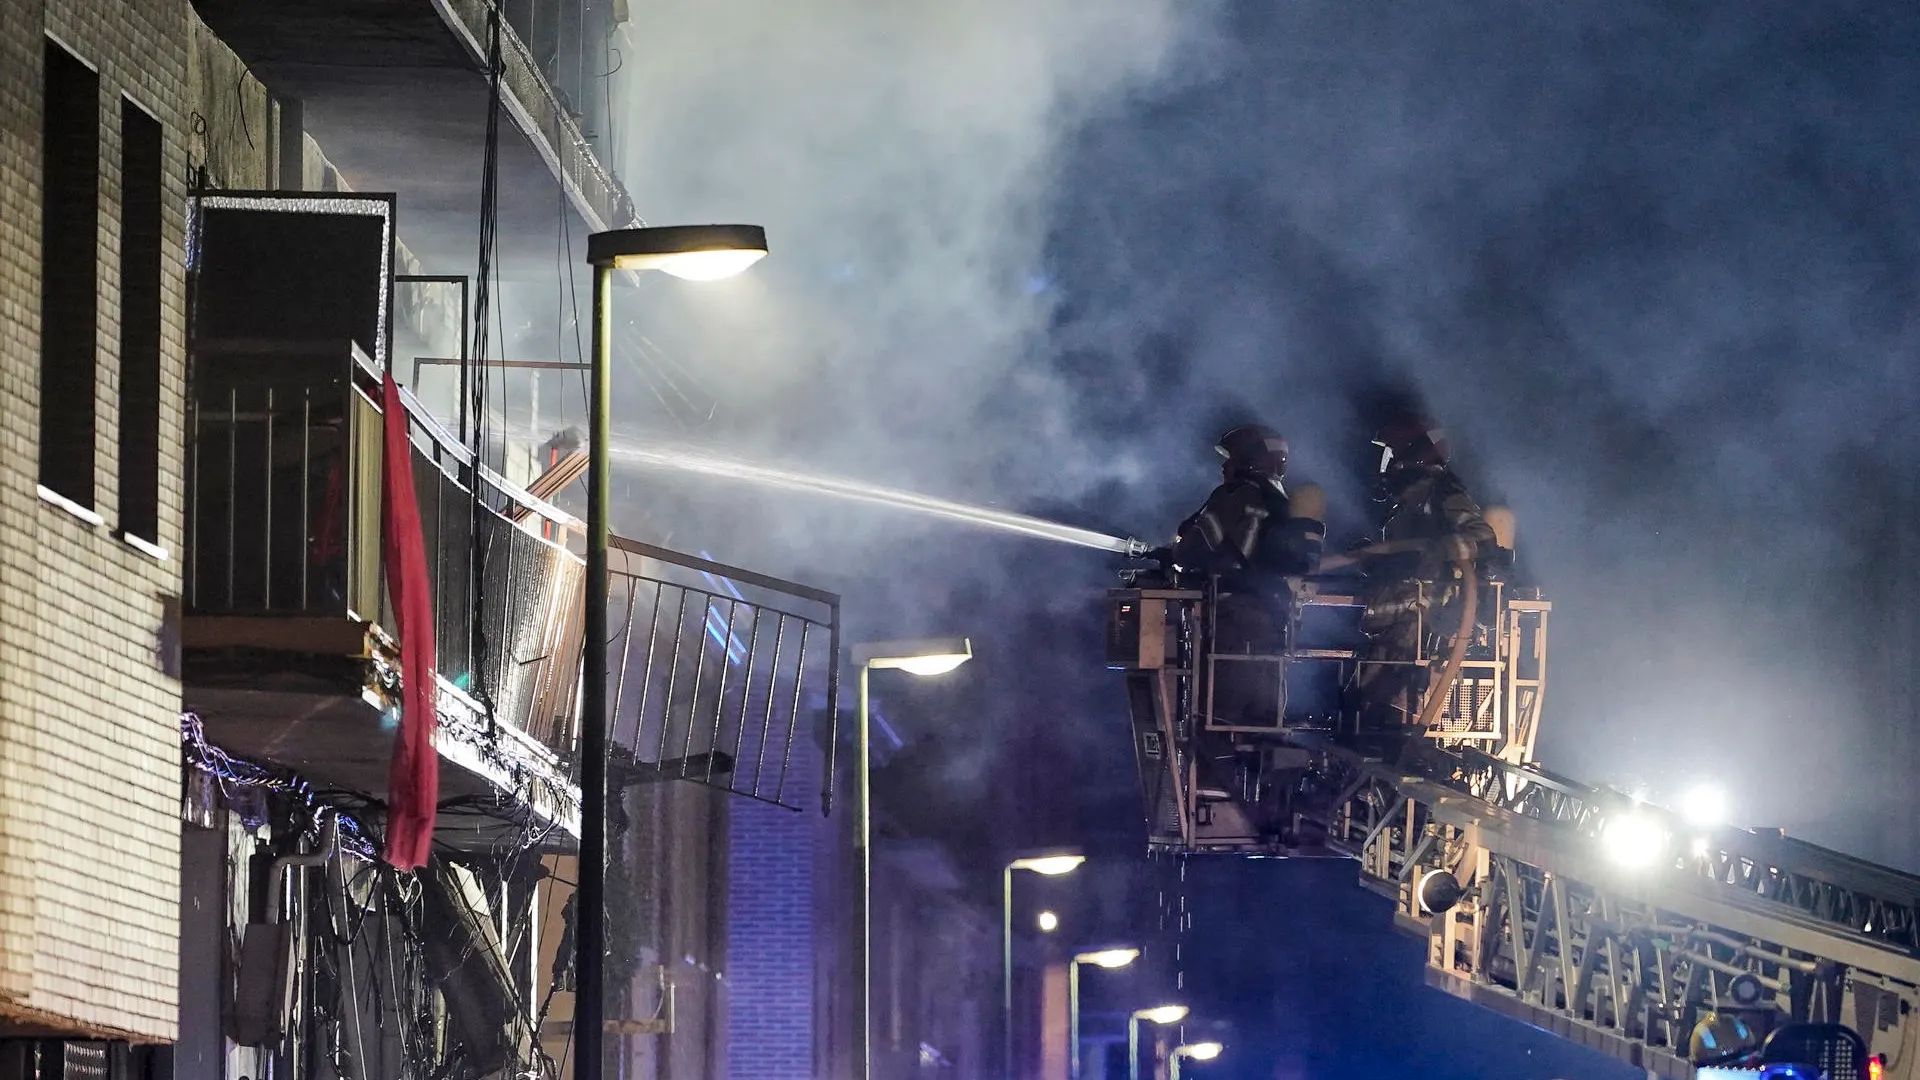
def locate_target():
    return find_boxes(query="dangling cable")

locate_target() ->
[468,0,504,738]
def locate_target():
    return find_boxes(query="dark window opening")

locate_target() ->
[157,593,181,677]
[40,39,101,507]
[118,99,163,543]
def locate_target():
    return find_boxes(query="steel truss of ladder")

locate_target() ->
[1303,744,1920,1078]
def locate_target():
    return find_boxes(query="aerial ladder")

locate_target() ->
[1108,511,1914,1080]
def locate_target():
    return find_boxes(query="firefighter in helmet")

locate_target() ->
[1335,415,1496,750]
[1164,424,1318,727]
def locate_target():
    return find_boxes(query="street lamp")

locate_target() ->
[852,638,974,1080]
[580,224,768,1080]
[1128,1005,1188,1080]
[588,223,768,280]
[856,638,973,677]
[1071,948,1140,1080]
[1170,1042,1222,1080]
[1002,851,1085,1077]
[1037,911,1060,933]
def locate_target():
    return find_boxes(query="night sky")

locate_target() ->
[571,1,1920,1075]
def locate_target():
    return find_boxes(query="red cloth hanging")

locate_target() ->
[380,372,439,870]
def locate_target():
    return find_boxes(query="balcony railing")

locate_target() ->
[499,0,614,156]
[604,537,841,813]
[185,340,586,759]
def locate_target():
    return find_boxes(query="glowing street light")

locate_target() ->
[1171,1041,1223,1080]
[1037,910,1060,932]
[1011,853,1086,876]
[855,638,973,677]
[851,638,974,1080]
[1680,782,1729,829]
[588,223,767,280]
[1602,810,1670,870]
[1071,948,1140,1078]
[1128,1005,1189,1080]
[579,224,767,1080]
[1002,849,1084,1077]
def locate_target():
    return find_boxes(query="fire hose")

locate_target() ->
[1414,559,1479,734]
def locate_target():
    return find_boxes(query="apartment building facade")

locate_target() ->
[2,2,1026,1078]
[1,0,192,1047]
[4,1,833,1079]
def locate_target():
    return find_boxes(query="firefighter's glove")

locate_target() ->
[1122,546,1178,587]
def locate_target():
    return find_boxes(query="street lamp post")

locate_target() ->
[1169,1042,1222,1080]
[580,225,767,1080]
[1127,1005,1188,1080]
[851,639,975,1080]
[1001,852,1084,1078]
[1069,948,1139,1080]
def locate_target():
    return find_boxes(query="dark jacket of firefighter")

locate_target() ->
[1370,465,1497,588]
[1170,469,1310,729]
[1169,474,1312,597]
[1349,463,1496,736]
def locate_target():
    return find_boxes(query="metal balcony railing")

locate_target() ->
[604,537,841,812]
[500,0,614,154]
[185,340,586,759]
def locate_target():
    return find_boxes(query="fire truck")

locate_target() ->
[1107,507,1908,1079]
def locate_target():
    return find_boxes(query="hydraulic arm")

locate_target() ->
[1108,576,1915,1078]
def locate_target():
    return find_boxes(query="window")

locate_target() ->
[118,99,163,543]
[39,39,100,508]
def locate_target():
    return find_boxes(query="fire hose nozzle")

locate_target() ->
[1123,537,1155,559]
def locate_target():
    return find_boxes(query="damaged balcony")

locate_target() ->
[177,191,583,847]
[179,192,841,858]
[601,537,842,813]
[182,334,588,847]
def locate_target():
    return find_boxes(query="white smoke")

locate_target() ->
[607,0,1203,501]
[583,1,1920,872]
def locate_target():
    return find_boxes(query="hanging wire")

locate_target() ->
[181,711,379,859]
[468,0,506,739]
[553,79,589,423]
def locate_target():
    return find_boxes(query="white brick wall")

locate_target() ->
[0,0,189,1043]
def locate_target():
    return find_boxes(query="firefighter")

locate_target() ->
[1334,415,1496,749]
[1165,424,1316,727]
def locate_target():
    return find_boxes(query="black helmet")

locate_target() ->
[1217,424,1288,479]
[1372,414,1450,472]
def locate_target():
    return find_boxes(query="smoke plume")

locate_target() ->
[589,0,1920,869]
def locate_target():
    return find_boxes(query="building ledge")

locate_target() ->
[427,674,582,842]
[0,999,172,1043]
[429,0,632,233]
[185,638,581,850]
[190,0,639,272]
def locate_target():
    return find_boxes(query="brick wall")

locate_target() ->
[0,0,189,1043]
[727,734,1000,1080]
[725,738,822,1080]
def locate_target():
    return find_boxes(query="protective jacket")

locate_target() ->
[1171,474,1312,595]
[1372,466,1496,586]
